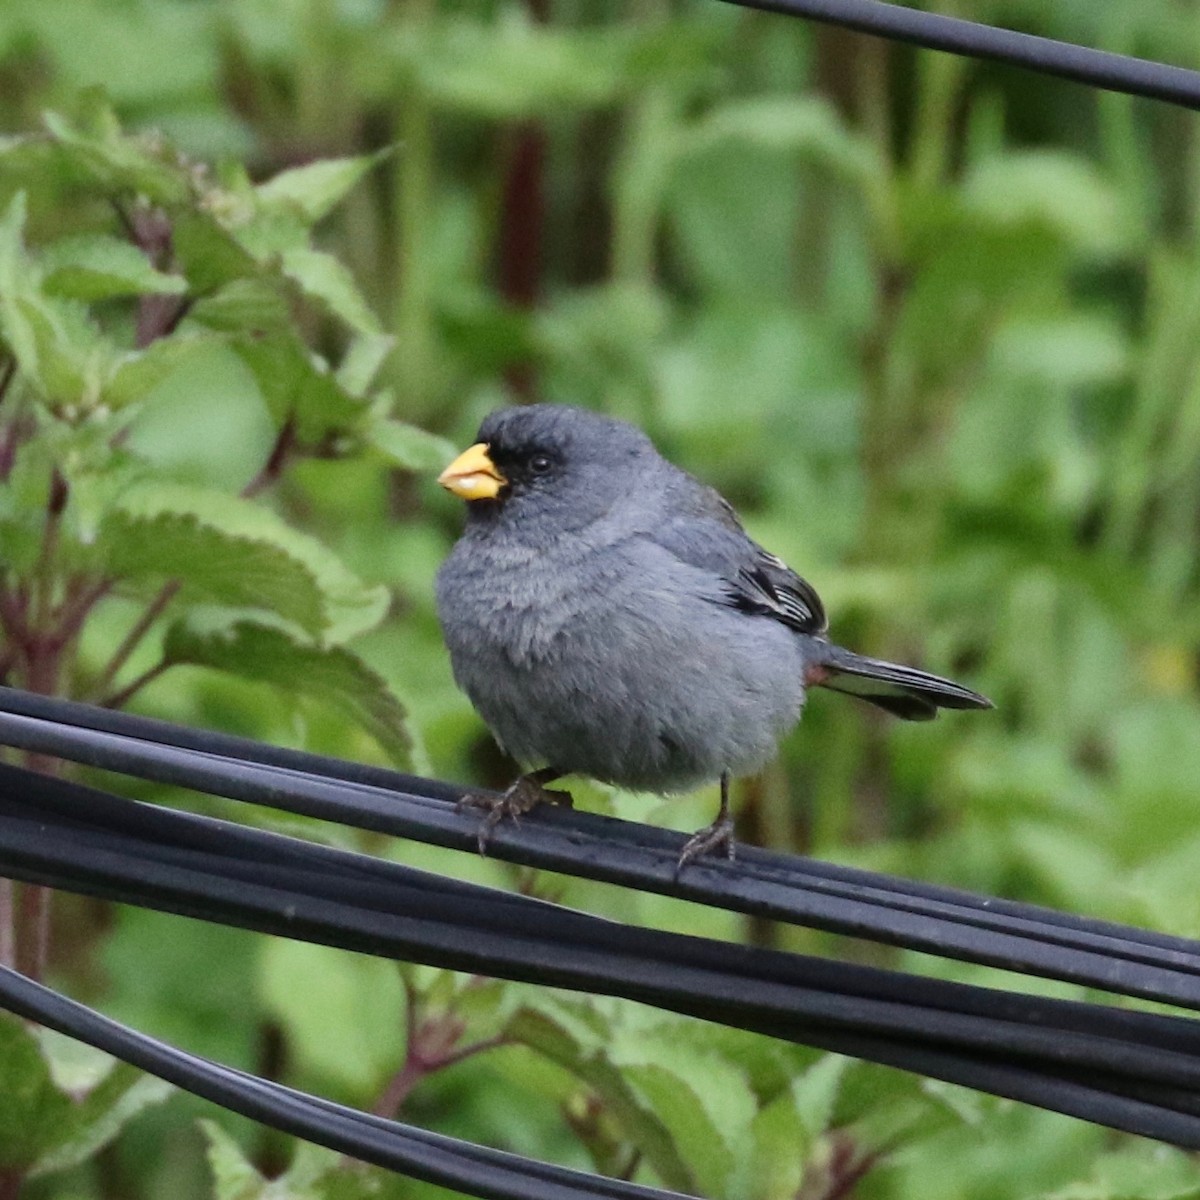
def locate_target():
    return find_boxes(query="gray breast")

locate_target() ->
[436,532,807,792]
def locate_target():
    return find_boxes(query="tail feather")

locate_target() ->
[815,646,992,722]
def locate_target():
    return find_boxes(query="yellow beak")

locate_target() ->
[437,442,506,501]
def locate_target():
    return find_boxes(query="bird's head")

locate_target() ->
[438,405,658,537]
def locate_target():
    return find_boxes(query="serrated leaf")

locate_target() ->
[187,279,292,334]
[98,482,388,640]
[609,1028,757,1197]
[336,332,395,396]
[507,1000,692,1193]
[34,1029,117,1095]
[0,1016,170,1178]
[105,334,220,410]
[257,152,385,224]
[43,106,191,206]
[791,1054,848,1139]
[728,1088,806,1200]
[281,246,381,334]
[173,210,262,293]
[0,1014,65,1170]
[201,1120,266,1200]
[30,1068,173,1178]
[41,234,187,301]
[367,419,455,472]
[6,291,113,411]
[233,332,367,443]
[164,619,411,766]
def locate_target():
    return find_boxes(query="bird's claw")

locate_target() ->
[674,815,736,878]
[458,776,572,855]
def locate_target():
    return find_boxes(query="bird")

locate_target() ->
[435,404,991,871]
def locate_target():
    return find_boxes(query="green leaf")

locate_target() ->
[256,152,385,224]
[164,618,412,767]
[507,999,693,1194]
[187,279,292,334]
[257,939,405,1091]
[41,234,187,301]
[366,419,456,472]
[1046,1145,1200,1200]
[98,482,389,641]
[105,333,221,410]
[336,332,395,396]
[30,1065,172,1179]
[201,1120,266,1200]
[0,1017,171,1178]
[729,1088,806,1200]
[281,246,381,334]
[683,96,878,184]
[963,151,1138,258]
[232,332,368,443]
[609,1025,757,1198]
[413,18,636,119]
[0,1014,67,1170]
[791,1054,849,1139]
[173,211,262,293]
[43,104,191,206]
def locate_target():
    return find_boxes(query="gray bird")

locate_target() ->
[435,404,990,870]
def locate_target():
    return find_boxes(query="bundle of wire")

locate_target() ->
[5,684,1200,1200]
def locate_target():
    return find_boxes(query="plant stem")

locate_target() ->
[0,356,14,409]
[102,660,170,710]
[497,119,546,401]
[17,882,50,982]
[93,581,181,701]
[31,467,68,633]
[241,418,296,499]
[0,880,14,970]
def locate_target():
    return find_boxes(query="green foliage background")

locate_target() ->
[1,0,1200,1197]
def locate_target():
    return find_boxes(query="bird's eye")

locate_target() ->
[529,453,553,475]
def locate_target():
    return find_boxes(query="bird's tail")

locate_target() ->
[811,644,992,721]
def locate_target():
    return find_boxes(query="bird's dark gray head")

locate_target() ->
[438,404,660,537]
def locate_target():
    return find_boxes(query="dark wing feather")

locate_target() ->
[725,551,828,636]
[647,482,828,637]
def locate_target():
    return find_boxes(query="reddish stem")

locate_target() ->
[241,417,296,499]
[94,580,181,701]
[102,660,170,710]
[0,880,14,970]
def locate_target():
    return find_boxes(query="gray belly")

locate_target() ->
[436,542,806,792]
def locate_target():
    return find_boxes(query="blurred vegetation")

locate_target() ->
[1,0,1200,1197]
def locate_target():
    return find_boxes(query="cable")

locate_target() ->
[5,765,1200,1146]
[0,965,686,1200]
[720,0,1200,110]
[4,691,1200,1011]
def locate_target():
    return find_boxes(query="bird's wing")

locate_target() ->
[723,548,828,635]
[645,481,828,637]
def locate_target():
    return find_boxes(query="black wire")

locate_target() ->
[4,692,1200,1011]
[720,0,1200,110]
[0,966,686,1200]
[6,765,1200,1146]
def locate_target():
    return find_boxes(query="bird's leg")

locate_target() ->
[457,766,573,855]
[675,771,736,875]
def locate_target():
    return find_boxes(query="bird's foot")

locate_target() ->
[674,814,736,877]
[458,772,572,855]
